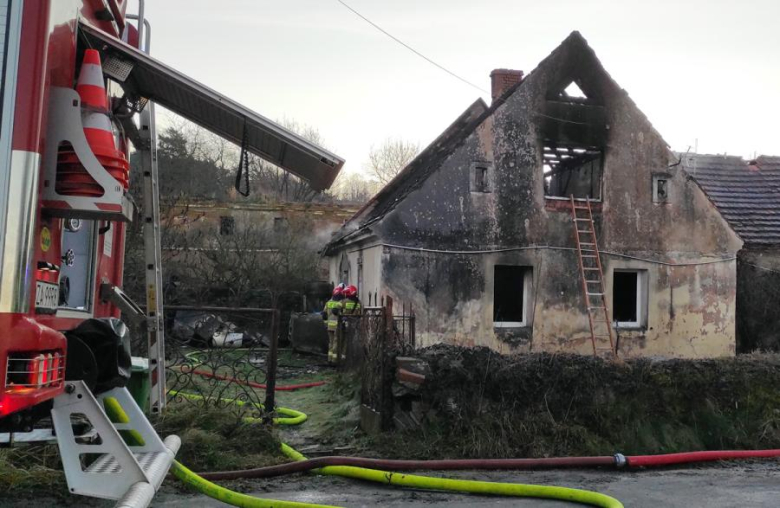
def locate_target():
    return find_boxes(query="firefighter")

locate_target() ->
[343,285,362,316]
[323,285,344,364]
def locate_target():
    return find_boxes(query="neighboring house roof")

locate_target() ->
[685,154,780,247]
[757,155,780,189]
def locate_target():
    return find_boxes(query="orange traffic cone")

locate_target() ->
[56,49,130,196]
[76,49,109,110]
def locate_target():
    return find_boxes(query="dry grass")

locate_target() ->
[371,346,780,459]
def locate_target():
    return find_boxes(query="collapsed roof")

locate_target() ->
[323,31,660,254]
[324,29,780,253]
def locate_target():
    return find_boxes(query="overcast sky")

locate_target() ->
[140,0,780,176]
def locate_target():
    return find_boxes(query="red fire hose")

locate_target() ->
[198,449,780,481]
[199,456,616,481]
[187,368,326,391]
[627,449,780,467]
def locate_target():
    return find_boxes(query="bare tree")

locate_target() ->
[367,138,420,185]
[146,114,332,203]
[162,214,321,307]
[250,119,332,203]
[331,172,378,203]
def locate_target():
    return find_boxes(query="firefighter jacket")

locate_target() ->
[324,298,343,331]
[343,298,362,316]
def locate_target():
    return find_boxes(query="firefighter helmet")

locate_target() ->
[344,285,357,298]
[332,286,344,297]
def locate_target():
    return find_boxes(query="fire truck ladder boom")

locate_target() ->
[138,101,166,415]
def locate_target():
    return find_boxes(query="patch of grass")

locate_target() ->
[155,401,285,472]
[370,347,780,460]
[0,444,67,499]
[277,350,309,368]
[275,371,362,449]
[1,355,341,499]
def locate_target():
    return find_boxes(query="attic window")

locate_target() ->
[652,174,670,204]
[564,82,587,99]
[553,80,593,105]
[470,162,493,193]
[543,144,602,200]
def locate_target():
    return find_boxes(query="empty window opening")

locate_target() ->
[493,265,530,327]
[563,81,587,99]
[652,174,670,204]
[219,216,235,236]
[339,253,351,285]
[475,166,488,191]
[543,144,602,200]
[470,162,492,193]
[613,270,646,328]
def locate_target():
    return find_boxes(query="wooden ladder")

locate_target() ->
[570,195,616,358]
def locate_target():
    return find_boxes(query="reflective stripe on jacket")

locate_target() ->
[343,300,362,315]
[325,299,342,330]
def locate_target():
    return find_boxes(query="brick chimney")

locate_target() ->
[490,69,524,102]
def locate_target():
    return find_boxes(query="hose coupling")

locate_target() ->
[614,453,627,468]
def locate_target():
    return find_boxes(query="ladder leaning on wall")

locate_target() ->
[569,195,617,358]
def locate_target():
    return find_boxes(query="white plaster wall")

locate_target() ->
[327,244,383,306]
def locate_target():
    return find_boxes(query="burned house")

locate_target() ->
[324,32,775,358]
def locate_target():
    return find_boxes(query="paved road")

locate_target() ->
[5,462,779,507]
[150,462,780,507]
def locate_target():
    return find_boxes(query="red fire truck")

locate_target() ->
[0,1,343,505]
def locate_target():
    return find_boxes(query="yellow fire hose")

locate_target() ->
[171,460,340,508]
[279,443,624,508]
[155,390,624,508]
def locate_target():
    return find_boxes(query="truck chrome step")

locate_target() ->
[52,382,179,508]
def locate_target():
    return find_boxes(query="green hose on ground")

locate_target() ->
[167,391,624,508]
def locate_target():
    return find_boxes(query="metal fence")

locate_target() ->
[162,306,281,418]
[338,296,415,431]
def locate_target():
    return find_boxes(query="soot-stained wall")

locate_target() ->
[331,33,741,358]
